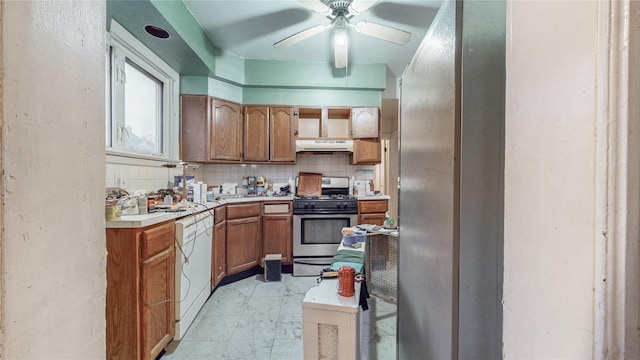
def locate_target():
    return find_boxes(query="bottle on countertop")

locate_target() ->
[137,196,148,214]
[288,177,295,195]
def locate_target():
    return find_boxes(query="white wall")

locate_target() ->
[1,1,106,358]
[503,2,597,358]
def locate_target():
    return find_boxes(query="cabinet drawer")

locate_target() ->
[214,205,226,224]
[358,200,388,214]
[226,202,261,219]
[263,202,292,215]
[141,221,175,260]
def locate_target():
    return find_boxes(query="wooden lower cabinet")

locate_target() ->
[262,201,293,264]
[107,220,175,360]
[212,206,227,289]
[226,203,262,275]
[358,199,388,226]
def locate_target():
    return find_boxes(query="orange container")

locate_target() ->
[338,266,356,297]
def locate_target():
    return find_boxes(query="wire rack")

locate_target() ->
[365,233,398,303]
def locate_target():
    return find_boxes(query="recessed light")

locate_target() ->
[144,24,170,39]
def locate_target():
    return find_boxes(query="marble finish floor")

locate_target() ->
[161,273,397,360]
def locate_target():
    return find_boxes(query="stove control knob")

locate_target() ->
[304,203,309,210]
[310,204,315,210]
[341,202,348,210]
[336,203,342,210]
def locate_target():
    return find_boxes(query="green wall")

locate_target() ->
[112,0,385,106]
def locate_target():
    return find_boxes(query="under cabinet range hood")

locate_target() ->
[295,139,353,153]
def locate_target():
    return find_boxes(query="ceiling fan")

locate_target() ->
[274,0,412,68]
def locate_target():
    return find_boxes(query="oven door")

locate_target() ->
[293,213,358,258]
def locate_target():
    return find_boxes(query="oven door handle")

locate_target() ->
[294,259,333,266]
[293,213,358,218]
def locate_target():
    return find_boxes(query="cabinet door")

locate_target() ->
[352,107,379,138]
[270,107,296,162]
[359,213,386,226]
[180,95,209,162]
[211,98,242,161]
[227,202,262,220]
[263,215,292,264]
[141,246,175,360]
[244,106,269,162]
[352,138,381,164]
[226,216,262,274]
[212,220,226,289]
[358,200,388,214]
[358,200,388,226]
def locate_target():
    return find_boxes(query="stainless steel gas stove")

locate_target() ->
[293,176,358,276]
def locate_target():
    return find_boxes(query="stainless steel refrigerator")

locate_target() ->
[397,1,505,358]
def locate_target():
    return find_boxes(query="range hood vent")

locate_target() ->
[295,139,353,153]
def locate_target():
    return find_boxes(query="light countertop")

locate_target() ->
[106,194,389,229]
[356,194,390,200]
[106,195,294,229]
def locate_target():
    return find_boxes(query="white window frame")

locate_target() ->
[106,20,179,162]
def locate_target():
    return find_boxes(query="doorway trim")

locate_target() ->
[594,0,640,357]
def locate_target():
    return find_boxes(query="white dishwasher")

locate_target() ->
[174,210,213,340]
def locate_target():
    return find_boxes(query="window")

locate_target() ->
[107,20,179,161]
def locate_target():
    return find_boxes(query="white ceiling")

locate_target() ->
[182,0,442,78]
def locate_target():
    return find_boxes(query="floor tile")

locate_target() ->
[160,274,396,359]
[274,313,303,339]
[217,278,257,297]
[163,340,227,360]
[186,315,241,341]
[270,338,303,360]
[280,295,304,317]
[252,279,287,297]
[366,335,397,360]
[231,313,279,340]
[244,295,283,317]
[222,339,273,360]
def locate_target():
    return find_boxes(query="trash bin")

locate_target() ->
[263,254,282,281]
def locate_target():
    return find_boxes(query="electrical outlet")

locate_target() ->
[115,175,123,188]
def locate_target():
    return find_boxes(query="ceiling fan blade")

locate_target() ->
[348,0,379,15]
[298,0,332,15]
[334,31,348,68]
[354,21,412,45]
[274,24,330,49]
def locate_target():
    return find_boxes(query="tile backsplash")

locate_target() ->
[106,154,378,194]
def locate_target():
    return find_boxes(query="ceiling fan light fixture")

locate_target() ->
[334,29,348,68]
[335,30,347,47]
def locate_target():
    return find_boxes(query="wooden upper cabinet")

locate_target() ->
[326,108,352,139]
[270,107,296,162]
[181,95,210,162]
[210,98,242,162]
[351,107,379,138]
[181,95,241,163]
[352,137,381,164]
[297,108,322,138]
[244,106,269,162]
[242,106,296,163]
